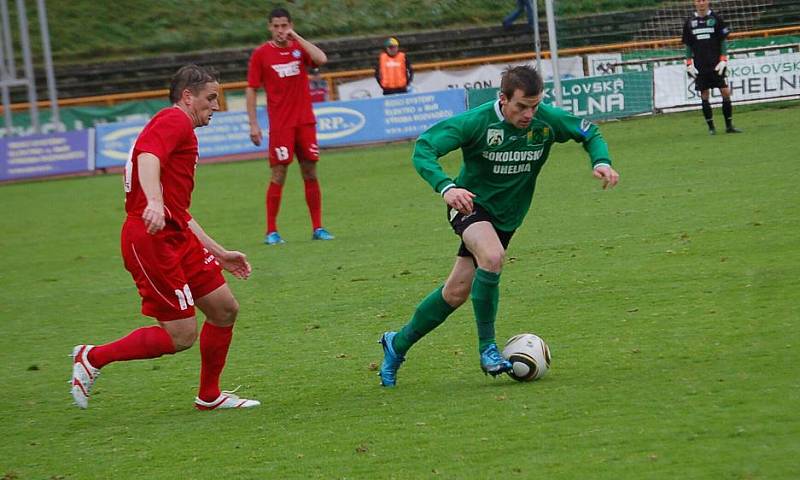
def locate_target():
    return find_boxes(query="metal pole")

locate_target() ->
[15,0,38,133]
[531,0,542,74]
[0,48,12,132]
[544,0,562,106]
[1,0,15,78]
[37,0,60,130]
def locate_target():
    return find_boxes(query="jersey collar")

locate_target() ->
[494,100,505,122]
[694,9,713,17]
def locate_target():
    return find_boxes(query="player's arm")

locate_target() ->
[412,116,476,213]
[682,20,698,78]
[245,87,261,146]
[547,106,619,189]
[187,219,252,280]
[137,152,165,234]
[715,18,731,75]
[289,30,327,66]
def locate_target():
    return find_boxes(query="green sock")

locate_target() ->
[393,286,456,355]
[471,268,501,352]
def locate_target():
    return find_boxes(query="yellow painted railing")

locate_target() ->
[3,25,799,112]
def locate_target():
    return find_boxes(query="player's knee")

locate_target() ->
[211,298,239,327]
[270,166,288,184]
[477,250,505,272]
[443,283,470,307]
[170,328,198,352]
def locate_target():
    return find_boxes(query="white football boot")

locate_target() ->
[70,344,100,409]
[194,387,260,411]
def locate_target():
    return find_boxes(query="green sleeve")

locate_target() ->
[548,105,611,168]
[685,45,693,60]
[721,39,728,56]
[412,115,475,193]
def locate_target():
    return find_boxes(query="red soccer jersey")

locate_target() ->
[124,107,197,230]
[247,40,316,128]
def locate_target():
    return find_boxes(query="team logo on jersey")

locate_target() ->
[272,61,301,78]
[487,128,504,147]
[292,49,302,59]
[707,18,715,27]
[580,119,592,134]
[527,127,549,145]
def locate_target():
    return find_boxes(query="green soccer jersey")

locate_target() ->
[413,99,612,231]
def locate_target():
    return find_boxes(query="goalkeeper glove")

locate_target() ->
[714,55,728,75]
[686,59,698,78]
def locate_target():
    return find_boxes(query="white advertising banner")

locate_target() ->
[337,56,585,101]
[586,53,623,76]
[655,52,800,109]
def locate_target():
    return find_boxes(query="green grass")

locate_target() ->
[1,103,799,479]
[19,0,666,63]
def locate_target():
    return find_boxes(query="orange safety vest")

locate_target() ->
[379,51,408,89]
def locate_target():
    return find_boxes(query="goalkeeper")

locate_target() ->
[682,0,741,134]
[377,65,619,387]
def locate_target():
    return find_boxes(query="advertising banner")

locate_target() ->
[337,57,585,100]
[468,71,654,121]
[95,110,271,168]
[315,89,466,146]
[654,52,800,109]
[95,89,466,167]
[0,130,93,181]
[0,99,168,138]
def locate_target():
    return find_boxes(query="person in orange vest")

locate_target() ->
[375,37,413,95]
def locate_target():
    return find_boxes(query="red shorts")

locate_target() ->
[121,218,225,321]
[268,123,319,166]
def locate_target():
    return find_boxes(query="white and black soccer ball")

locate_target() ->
[502,333,551,382]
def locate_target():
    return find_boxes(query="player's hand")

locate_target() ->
[593,164,619,190]
[219,250,252,280]
[249,124,262,146]
[686,60,698,78]
[443,187,476,215]
[142,202,165,234]
[714,58,728,75]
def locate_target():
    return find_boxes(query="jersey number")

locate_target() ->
[174,284,194,311]
[274,146,290,161]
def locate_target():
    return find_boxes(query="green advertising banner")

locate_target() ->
[467,70,654,121]
[0,99,169,137]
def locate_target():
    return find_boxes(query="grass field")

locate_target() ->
[1,103,799,479]
[28,0,665,63]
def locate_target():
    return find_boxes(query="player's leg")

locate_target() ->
[378,257,471,387]
[181,232,259,409]
[71,222,191,408]
[191,284,258,410]
[720,86,741,133]
[265,129,294,244]
[460,221,510,373]
[699,87,716,134]
[297,124,333,240]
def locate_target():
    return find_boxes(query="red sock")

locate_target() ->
[266,181,283,234]
[198,322,234,402]
[88,325,176,369]
[304,178,322,230]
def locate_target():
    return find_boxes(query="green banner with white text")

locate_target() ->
[468,71,654,121]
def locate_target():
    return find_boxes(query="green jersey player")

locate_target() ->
[378,65,619,386]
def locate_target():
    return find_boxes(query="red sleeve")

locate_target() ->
[136,112,185,161]
[302,46,314,68]
[247,49,263,88]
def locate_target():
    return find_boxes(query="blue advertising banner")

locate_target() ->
[94,89,467,168]
[0,130,93,181]
[315,89,466,147]
[95,110,270,168]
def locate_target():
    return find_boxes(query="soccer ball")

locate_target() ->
[502,333,551,382]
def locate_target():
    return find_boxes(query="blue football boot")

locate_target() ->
[264,231,285,245]
[480,343,512,377]
[312,227,335,240]
[378,331,405,387]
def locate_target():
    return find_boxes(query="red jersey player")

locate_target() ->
[246,7,334,245]
[70,65,259,411]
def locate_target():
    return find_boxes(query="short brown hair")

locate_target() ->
[500,65,544,99]
[169,64,219,104]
